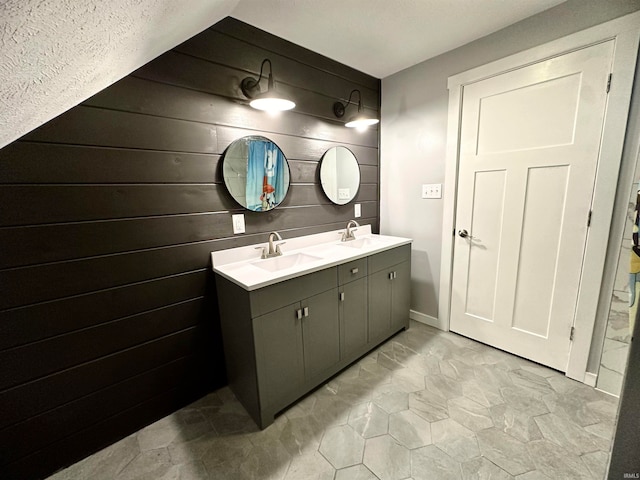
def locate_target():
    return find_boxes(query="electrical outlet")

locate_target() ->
[232,214,245,234]
[354,203,361,218]
[422,183,442,199]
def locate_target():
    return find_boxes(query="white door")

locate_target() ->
[450,41,614,371]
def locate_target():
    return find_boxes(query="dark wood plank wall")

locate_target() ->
[0,17,380,480]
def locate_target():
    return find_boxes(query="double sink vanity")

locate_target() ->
[212,224,412,428]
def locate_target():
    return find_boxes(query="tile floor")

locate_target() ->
[49,321,618,480]
[597,289,631,395]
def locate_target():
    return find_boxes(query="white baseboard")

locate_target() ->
[583,372,597,387]
[410,310,446,331]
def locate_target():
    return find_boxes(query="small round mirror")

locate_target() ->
[222,136,291,212]
[320,146,360,205]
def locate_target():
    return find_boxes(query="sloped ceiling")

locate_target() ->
[0,0,565,149]
[0,0,240,149]
[231,0,566,79]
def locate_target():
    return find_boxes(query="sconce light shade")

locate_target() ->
[241,59,295,112]
[333,89,379,129]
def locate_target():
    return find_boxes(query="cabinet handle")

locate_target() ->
[296,308,303,320]
[351,267,359,274]
[303,306,309,317]
[339,292,345,301]
[389,272,393,280]
[393,271,397,279]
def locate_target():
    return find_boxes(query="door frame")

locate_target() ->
[438,11,640,383]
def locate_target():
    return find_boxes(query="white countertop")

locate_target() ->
[211,224,412,291]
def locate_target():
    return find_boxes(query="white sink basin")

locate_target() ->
[338,237,379,249]
[251,253,322,272]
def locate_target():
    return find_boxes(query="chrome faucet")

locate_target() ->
[340,220,360,242]
[256,231,285,259]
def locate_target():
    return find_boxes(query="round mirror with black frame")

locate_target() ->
[319,146,360,205]
[222,135,291,212]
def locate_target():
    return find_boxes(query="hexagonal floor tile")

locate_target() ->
[476,427,535,476]
[363,435,411,480]
[431,418,479,461]
[335,464,378,480]
[389,410,432,449]
[411,444,461,480]
[348,402,389,438]
[447,396,493,432]
[460,457,512,479]
[319,425,364,469]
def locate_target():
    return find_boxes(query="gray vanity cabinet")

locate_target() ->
[253,286,339,417]
[338,258,368,359]
[300,288,341,381]
[215,243,411,429]
[216,266,339,428]
[368,245,411,343]
[253,304,305,415]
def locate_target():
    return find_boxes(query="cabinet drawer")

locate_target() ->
[368,244,411,273]
[250,267,338,316]
[338,258,367,285]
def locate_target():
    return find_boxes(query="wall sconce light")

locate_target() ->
[333,89,379,129]
[241,59,295,112]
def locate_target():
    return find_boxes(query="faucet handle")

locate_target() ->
[254,246,268,259]
[275,242,286,255]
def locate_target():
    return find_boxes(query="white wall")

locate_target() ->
[380,0,640,322]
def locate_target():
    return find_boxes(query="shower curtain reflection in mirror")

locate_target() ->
[222,135,291,212]
[247,139,288,211]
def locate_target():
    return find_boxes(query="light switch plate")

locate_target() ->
[338,188,351,200]
[422,183,442,199]
[232,214,245,234]
[354,203,361,218]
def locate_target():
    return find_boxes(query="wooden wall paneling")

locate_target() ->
[179,216,380,256]
[134,52,379,126]
[242,201,378,234]
[0,202,378,309]
[214,18,379,91]
[283,183,378,207]
[22,106,218,153]
[217,125,378,164]
[282,184,333,207]
[85,76,379,148]
[0,327,210,429]
[133,50,243,101]
[360,165,378,184]
[288,160,318,183]
[0,15,380,479]
[0,142,221,184]
[0,355,202,467]
[0,214,232,269]
[174,28,379,108]
[0,184,236,226]
[0,243,213,310]
[0,203,376,310]
[0,299,205,390]
[3,383,210,480]
[0,271,208,350]
[355,184,378,203]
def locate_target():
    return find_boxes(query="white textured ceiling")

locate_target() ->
[0,0,240,149]
[0,0,565,148]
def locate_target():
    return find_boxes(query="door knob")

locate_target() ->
[458,229,473,239]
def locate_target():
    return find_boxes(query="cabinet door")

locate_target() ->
[302,288,340,381]
[340,277,368,359]
[368,269,392,342]
[391,261,411,331]
[253,304,304,410]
